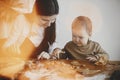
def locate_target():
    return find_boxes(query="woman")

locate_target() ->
[0,0,59,78]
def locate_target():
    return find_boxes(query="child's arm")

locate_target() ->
[94,45,109,65]
[87,42,109,65]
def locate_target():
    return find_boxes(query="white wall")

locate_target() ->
[56,0,120,60]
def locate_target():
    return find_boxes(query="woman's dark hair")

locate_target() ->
[33,22,56,56]
[35,0,59,16]
[31,0,59,57]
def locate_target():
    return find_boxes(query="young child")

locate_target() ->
[53,16,109,65]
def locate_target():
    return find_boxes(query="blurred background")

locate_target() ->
[56,0,120,61]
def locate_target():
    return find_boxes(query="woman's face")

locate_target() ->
[37,15,57,28]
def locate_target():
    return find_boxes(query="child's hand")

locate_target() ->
[86,55,98,62]
[51,48,65,59]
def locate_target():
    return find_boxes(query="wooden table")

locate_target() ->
[15,60,120,80]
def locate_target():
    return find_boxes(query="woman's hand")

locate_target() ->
[37,51,51,60]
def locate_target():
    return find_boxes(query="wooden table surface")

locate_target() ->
[15,60,120,80]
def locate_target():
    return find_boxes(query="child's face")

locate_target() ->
[72,24,90,47]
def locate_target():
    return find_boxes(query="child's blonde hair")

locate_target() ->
[72,16,92,36]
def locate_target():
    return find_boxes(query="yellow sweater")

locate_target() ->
[0,38,35,78]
